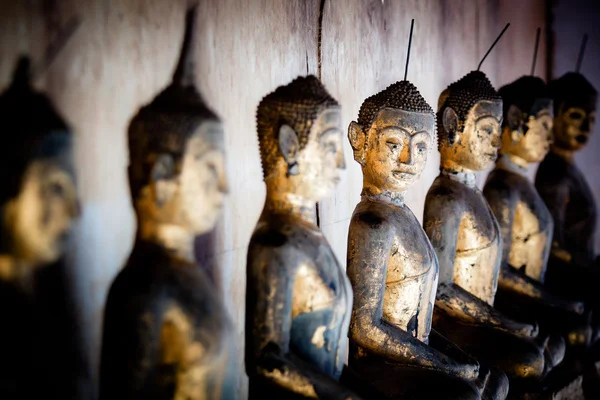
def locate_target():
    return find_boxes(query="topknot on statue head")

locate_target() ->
[549,72,597,114]
[0,56,73,205]
[498,76,551,126]
[256,75,339,180]
[436,70,501,150]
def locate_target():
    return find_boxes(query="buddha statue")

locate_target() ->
[245,76,372,400]
[483,76,590,354]
[99,8,235,400]
[346,79,509,400]
[423,71,552,388]
[0,56,80,400]
[534,72,599,312]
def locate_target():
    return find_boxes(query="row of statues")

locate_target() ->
[1,7,598,400]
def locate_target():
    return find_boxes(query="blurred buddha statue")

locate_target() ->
[0,56,80,400]
[99,8,235,400]
[483,76,590,355]
[535,72,599,319]
[424,71,552,387]
[346,79,508,400]
[245,75,370,400]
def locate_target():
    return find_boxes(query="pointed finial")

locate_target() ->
[575,33,588,73]
[173,5,198,86]
[530,27,541,76]
[478,23,510,71]
[32,15,81,81]
[404,19,415,81]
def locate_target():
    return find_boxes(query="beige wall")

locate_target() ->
[0,0,547,398]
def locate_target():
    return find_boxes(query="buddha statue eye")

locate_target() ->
[416,143,427,154]
[47,180,65,197]
[569,111,584,120]
[386,141,400,151]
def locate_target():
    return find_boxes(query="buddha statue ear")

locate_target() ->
[278,124,300,176]
[506,104,523,142]
[443,107,458,145]
[150,154,177,207]
[348,121,366,165]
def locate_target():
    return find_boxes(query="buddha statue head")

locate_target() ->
[549,72,597,152]
[348,80,434,196]
[256,75,344,203]
[0,57,78,268]
[128,8,227,239]
[498,76,554,164]
[437,71,503,172]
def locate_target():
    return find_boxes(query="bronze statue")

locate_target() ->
[245,75,372,400]
[0,56,80,400]
[346,79,509,400]
[423,70,552,388]
[99,8,235,400]
[483,76,590,355]
[535,71,598,314]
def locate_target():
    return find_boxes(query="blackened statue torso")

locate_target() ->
[486,163,553,281]
[536,152,597,266]
[100,241,233,400]
[246,213,352,380]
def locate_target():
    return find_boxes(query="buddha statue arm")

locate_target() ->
[483,180,516,264]
[436,283,538,338]
[535,178,571,260]
[246,245,363,400]
[347,216,479,380]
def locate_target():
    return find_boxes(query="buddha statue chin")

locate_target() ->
[424,71,552,389]
[245,76,369,400]
[483,76,591,359]
[0,56,80,400]
[535,72,600,341]
[99,8,236,399]
[346,80,508,400]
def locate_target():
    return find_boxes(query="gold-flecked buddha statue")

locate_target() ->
[483,76,590,356]
[424,71,552,388]
[245,76,374,400]
[535,72,599,319]
[99,8,235,399]
[0,57,80,400]
[346,79,508,400]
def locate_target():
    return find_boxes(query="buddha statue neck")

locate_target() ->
[262,188,317,226]
[549,144,575,162]
[440,167,477,187]
[136,220,195,263]
[361,188,405,207]
[495,154,528,177]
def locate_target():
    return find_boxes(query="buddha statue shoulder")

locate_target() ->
[99,8,235,400]
[534,72,599,302]
[483,76,589,352]
[0,57,80,400]
[245,76,371,400]
[346,79,508,400]
[423,71,549,385]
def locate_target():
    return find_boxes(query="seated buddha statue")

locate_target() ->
[0,57,80,400]
[99,8,236,399]
[346,79,509,400]
[483,76,590,355]
[534,72,599,320]
[245,76,372,400]
[423,71,552,388]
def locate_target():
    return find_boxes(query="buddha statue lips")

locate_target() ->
[425,70,550,387]
[346,79,505,400]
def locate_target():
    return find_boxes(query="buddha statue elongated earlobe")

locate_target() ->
[443,107,458,145]
[347,121,366,165]
[506,104,523,143]
[278,124,299,176]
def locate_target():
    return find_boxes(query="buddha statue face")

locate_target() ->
[502,100,554,163]
[440,99,503,171]
[350,108,434,193]
[549,72,598,152]
[3,146,78,265]
[133,120,227,236]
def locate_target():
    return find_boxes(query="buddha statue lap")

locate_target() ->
[423,71,553,388]
[534,72,600,323]
[99,8,236,399]
[245,76,377,400]
[345,79,508,400]
[0,57,80,400]
[483,76,591,359]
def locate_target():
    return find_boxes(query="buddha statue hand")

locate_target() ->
[428,329,480,381]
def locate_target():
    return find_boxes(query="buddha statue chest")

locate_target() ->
[447,178,502,305]
[250,217,352,380]
[382,203,437,342]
